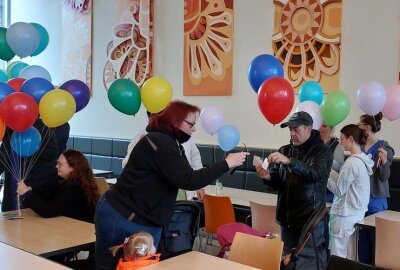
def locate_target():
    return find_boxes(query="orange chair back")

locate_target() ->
[203,194,235,234]
[250,201,279,235]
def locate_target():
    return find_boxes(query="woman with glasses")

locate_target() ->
[94,100,249,270]
[357,112,394,264]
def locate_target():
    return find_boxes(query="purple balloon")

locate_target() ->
[60,80,90,112]
[200,106,224,135]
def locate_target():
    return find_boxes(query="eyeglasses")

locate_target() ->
[184,120,196,128]
[357,122,367,126]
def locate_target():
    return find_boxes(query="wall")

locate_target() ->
[9,0,400,154]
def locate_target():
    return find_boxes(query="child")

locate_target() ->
[110,232,161,270]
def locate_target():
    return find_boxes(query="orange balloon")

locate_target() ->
[0,116,5,141]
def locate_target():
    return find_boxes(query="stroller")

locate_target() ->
[158,201,201,260]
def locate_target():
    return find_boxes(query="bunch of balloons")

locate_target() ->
[248,54,294,125]
[0,78,90,157]
[107,76,173,116]
[0,22,49,61]
[199,106,240,152]
[0,61,52,86]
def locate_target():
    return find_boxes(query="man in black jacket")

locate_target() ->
[256,111,332,269]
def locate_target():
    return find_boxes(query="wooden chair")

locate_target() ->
[375,216,400,270]
[249,201,279,236]
[94,177,109,196]
[201,194,235,253]
[229,232,283,270]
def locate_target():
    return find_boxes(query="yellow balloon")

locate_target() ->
[39,89,76,127]
[141,77,173,113]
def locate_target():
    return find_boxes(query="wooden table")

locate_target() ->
[203,185,277,207]
[141,251,260,270]
[356,210,400,228]
[0,208,95,257]
[0,242,71,269]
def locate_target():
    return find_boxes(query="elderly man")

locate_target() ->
[256,111,332,270]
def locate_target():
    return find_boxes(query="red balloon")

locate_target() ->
[7,78,26,91]
[258,77,294,125]
[0,92,38,131]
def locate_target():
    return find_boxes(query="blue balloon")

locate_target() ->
[0,82,15,103]
[0,70,8,83]
[20,77,54,103]
[298,81,324,105]
[10,127,41,157]
[248,54,284,94]
[217,125,240,152]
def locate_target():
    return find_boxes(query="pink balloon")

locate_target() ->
[356,81,386,116]
[383,84,400,121]
[199,106,224,135]
[295,101,323,130]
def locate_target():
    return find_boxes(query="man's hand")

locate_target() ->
[196,189,205,200]
[256,164,271,180]
[268,152,291,165]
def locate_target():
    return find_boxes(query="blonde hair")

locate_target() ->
[110,232,154,260]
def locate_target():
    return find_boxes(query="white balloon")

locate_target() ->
[199,107,224,135]
[20,65,52,82]
[6,22,40,58]
[295,101,323,130]
[356,81,386,116]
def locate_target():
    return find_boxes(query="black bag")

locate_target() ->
[158,201,200,260]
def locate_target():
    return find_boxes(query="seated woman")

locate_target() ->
[16,149,100,223]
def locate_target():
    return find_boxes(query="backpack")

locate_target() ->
[158,201,200,260]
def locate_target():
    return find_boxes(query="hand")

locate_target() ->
[256,164,271,180]
[377,147,387,165]
[268,152,291,165]
[225,152,250,169]
[16,181,31,196]
[196,189,205,200]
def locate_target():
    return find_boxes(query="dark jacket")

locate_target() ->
[264,130,332,230]
[106,130,229,227]
[23,180,95,223]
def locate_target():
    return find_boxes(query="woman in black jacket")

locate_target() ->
[94,100,249,270]
[17,149,100,223]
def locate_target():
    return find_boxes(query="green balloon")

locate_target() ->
[0,69,7,82]
[0,27,15,61]
[321,91,351,126]
[31,23,49,56]
[108,78,141,115]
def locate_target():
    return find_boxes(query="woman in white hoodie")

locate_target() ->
[328,124,374,259]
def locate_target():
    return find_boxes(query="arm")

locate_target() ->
[331,144,344,172]
[375,142,394,182]
[122,130,147,168]
[327,160,355,197]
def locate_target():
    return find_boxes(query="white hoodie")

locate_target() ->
[328,153,374,216]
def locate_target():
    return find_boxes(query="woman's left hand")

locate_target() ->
[196,189,205,200]
[377,147,387,165]
[16,181,31,196]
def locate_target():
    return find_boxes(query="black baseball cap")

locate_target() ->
[280,111,313,128]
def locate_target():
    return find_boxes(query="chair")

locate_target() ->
[95,177,109,195]
[375,216,400,270]
[249,201,279,236]
[327,255,388,270]
[201,194,235,252]
[229,232,283,270]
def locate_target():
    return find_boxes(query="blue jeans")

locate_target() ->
[94,196,162,270]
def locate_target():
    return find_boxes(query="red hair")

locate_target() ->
[148,100,200,133]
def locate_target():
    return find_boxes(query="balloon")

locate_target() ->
[0,116,5,141]
[321,91,350,126]
[39,89,76,127]
[0,82,15,103]
[6,22,40,58]
[141,77,173,113]
[10,126,41,157]
[295,101,323,130]
[0,70,7,83]
[7,78,26,91]
[217,125,240,152]
[0,92,38,131]
[20,77,54,104]
[60,79,90,112]
[0,27,15,61]
[19,65,52,82]
[8,62,29,78]
[30,23,49,56]
[248,54,284,93]
[298,81,324,105]
[108,79,141,115]
[199,106,224,135]
[258,77,294,125]
[356,81,386,116]
[382,84,400,121]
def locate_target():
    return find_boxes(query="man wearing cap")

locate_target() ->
[256,111,332,269]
